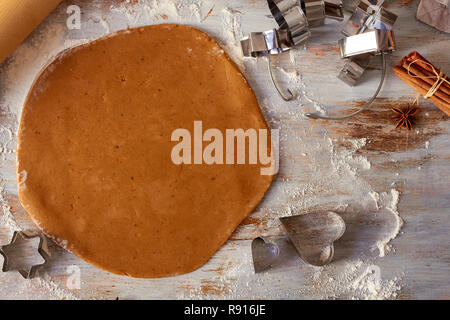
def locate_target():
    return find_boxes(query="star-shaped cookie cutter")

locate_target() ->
[0,231,51,279]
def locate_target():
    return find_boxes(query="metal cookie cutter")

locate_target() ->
[251,211,346,273]
[268,0,311,46]
[300,0,344,27]
[241,0,346,101]
[339,29,396,58]
[241,29,292,57]
[335,1,396,86]
[0,231,51,279]
[341,0,375,37]
[324,0,345,21]
[241,0,398,119]
[241,0,311,101]
[304,0,398,120]
[342,0,396,36]
[337,54,373,86]
[301,0,327,27]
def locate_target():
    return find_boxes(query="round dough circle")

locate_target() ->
[17,24,273,278]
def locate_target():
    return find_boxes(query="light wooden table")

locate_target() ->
[0,0,448,299]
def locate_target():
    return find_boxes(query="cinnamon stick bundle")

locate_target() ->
[393,51,450,116]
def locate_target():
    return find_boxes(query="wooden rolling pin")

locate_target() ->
[0,0,62,64]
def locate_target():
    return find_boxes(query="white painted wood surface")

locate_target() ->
[0,0,449,299]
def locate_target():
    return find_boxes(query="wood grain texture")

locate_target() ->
[0,0,448,299]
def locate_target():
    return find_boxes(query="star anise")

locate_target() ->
[391,105,418,130]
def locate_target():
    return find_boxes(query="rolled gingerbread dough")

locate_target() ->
[17,24,274,278]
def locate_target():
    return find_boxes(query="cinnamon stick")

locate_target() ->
[393,66,450,116]
[401,60,450,103]
[404,52,450,92]
[407,51,448,79]
[403,62,450,97]
[393,51,450,116]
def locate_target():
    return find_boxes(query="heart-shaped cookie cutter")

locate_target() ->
[251,211,346,272]
[280,211,346,266]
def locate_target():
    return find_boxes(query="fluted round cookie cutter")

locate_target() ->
[240,0,398,120]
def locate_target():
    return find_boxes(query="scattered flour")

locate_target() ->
[277,64,328,115]
[29,277,79,300]
[0,186,20,231]
[220,7,244,68]
[0,0,405,300]
[351,265,402,300]
[374,189,403,257]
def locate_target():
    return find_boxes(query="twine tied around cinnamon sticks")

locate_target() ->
[407,59,450,99]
